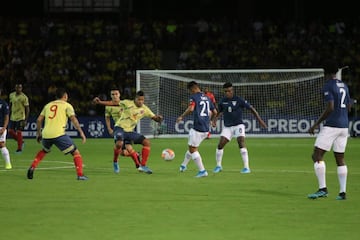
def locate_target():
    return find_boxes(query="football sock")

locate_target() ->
[73,153,84,176]
[141,146,150,166]
[181,150,192,166]
[337,165,347,193]
[31,150,47,168]
[16,131,23,150]
[215,148,224,167]
[1,147,11,165]
[8,129,17,141]
[113,148,121,163]
[314,161,326,189]
[191,151,205,171]
[129,150,141,167]
[240,148,249,169]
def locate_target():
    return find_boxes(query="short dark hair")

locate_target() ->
[110,84,120,91]
[136,90,145,97]
[223,82,232,88]
[55,88,67,99]
[187,81,198,90]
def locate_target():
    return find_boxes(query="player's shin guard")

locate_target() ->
[16,130,23,150]
[113,148,121,163]
[141,146,150,166]
[73,153,84,176]
[8,129,17,141]
[130,150,140,167]
[31,150,47,168]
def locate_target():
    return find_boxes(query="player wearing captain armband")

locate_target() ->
[94,90,163,174]
[176,81,217,178]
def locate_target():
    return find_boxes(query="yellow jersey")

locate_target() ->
[9,92,29,121]
[115,99,155,132]
[40,100,76,138]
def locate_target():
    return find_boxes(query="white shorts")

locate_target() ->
[221,124,245,141]
[188,128,208,147]
[314,126,349,152]
[0,128,7,142]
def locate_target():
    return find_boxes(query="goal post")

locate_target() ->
[136,69,326,138]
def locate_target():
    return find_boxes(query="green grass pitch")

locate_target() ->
[1,137,359,240]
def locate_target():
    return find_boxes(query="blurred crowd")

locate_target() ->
[0,15,359,116]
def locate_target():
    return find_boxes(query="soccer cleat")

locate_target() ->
[27,167,34,179]
[240,168,251,174]
[179,165,187,172]
[195,170,208,178]
[307,190,328,199]
[5,163,12,170]
[336,192,346,200]
[138,165,153,174]
[77,175,88,180]
[213,166,222,173]
[113,162,120,173]
[15,149,22,154]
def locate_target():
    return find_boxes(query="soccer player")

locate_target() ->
[0,88,12,170]
[104,87,141,171]
[307,60,351,200]
[27,88,88,180]
[8,83,30,153]
[204,86,217,139]
[177,81,217,178]
[212,82,267,174]
[93,90,163,174]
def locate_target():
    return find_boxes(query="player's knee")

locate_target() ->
[311,153,319,162]
[142,138,150,146]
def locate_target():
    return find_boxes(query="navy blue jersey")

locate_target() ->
[189,92,214,132]
[322,79,350,128]
[218,95,251,127]
[0,99,10,126]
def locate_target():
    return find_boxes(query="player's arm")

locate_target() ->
[152,115,163,123]
[36,115,45,143]
[105,115,113,135]
[210,108,218,127]
[93,97,118,106]
[21,105,30,128]
[250,106,267,128]
[69,115,86,144]
[308,101,334,135]
[176,104,194,123]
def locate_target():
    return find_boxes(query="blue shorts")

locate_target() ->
[9,120,25,131]
[113,126,145,145]
[42,135,77,154]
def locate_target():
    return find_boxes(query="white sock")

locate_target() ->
[216,148,223,167]
[1,147,11,165]
[181,150,192,166]
[240,148,249,169]
[191,151,205,171]
[314,161,326,189]
[337,165,347,193]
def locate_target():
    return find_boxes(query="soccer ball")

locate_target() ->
[161,148,175,161]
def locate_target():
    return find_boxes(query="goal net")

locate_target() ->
[136,69,326,138]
